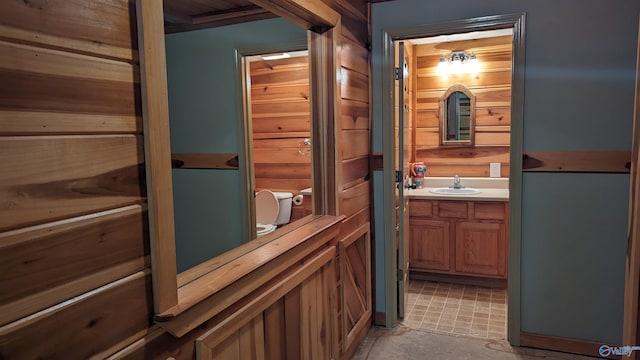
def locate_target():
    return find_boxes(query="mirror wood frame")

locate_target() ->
[439,84,476,147]
[136,0,340,320]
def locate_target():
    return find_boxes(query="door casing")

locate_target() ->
[379,13,526,344]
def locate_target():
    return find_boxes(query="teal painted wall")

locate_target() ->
[372,0,639,344]
[165,18,306,272]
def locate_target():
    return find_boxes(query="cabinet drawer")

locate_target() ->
[409,200,433,217]
[438,201,467,218]
[474,202,505,220]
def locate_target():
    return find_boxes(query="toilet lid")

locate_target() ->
[255,190,279,225]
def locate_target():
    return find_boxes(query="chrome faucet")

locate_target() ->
[451,174,464,189]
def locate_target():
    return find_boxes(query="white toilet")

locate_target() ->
[255,190,293,237]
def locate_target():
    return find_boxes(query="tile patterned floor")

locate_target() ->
[402,280,507,340]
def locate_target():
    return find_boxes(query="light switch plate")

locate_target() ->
[490,163,501,178]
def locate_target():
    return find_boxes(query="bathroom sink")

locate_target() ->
[429,187,481,195]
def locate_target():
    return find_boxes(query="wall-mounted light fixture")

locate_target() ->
[436,51,480,76]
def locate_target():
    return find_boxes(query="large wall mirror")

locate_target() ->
[164,15,309,275]
[439,84,475,146]
[137,0,339,314]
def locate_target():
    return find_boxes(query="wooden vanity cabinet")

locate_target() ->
[409,200,508,280]
[409,219,450,271]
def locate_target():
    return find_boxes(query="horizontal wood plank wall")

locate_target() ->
[414,35,512,178]
[250,55,312,201]
[0,0,154,358]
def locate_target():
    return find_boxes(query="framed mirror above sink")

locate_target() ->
[440,84,475,146]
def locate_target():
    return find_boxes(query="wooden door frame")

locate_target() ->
[623,15,640,356]
[380,13,526,343]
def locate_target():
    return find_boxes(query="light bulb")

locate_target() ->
[436,56,449,76]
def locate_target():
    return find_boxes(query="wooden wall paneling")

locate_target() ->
[0,0,137,61]
[254,163,312,180]
[250,83,310,102]
[341,68,369,103]
[200,315,265,360]
[341,99,369,130]
[0,205,148,326]
[0,39,139,117]
[0,40,138,83]
[416,110,439,128]
[299,255,336,360]
[339,207,370,241]
[255,179,313,193]
[415,52,512,76]
[475,130,511,146]
[195,247,336,358]
[416,87,512,111]
[342,156,369,189]
[340,37,368,76]
[0,271,152,359]
[413,36,513,57]
[285,287,302,360]
[424,163,511,178]
[339,223,371,353]
[238,315,266,359]
[253,146,313,163]
[341,129,369,160]
[331,4,368,46]
[0,111,141,135]
[252,100,310,116]
[156,216,342,337]
[0,69,140,115]
[0,135,144,231]
[413,37,512,177]
[264,298,286,358]
[339,181,370,218]
[415,128,440,149]
[252,115,311,133]
[416,146,510,164]
[416,71,511,92]
[476,107,512,126]
[0,47,140,116]
[250,55,312,194]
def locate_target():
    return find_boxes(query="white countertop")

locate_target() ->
[404,177,509,201]
[405,187,509,201]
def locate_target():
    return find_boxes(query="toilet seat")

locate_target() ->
[255,190,279,236]
[256,223,277,236]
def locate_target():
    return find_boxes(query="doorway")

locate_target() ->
[379,13,525,345]
[396,28,513,340]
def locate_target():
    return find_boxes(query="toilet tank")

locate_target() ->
[273,192,293,225]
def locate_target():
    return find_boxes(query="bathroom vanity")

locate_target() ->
[405,178,509,287]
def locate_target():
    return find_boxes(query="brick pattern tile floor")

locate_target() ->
[402,280,507,340]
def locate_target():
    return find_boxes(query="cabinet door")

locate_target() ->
[455,221,506,277]
[409,219,450,272]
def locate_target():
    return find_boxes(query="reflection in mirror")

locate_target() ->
[164,16,308,274]
[440,84,475,145]
[245,50,311,239]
